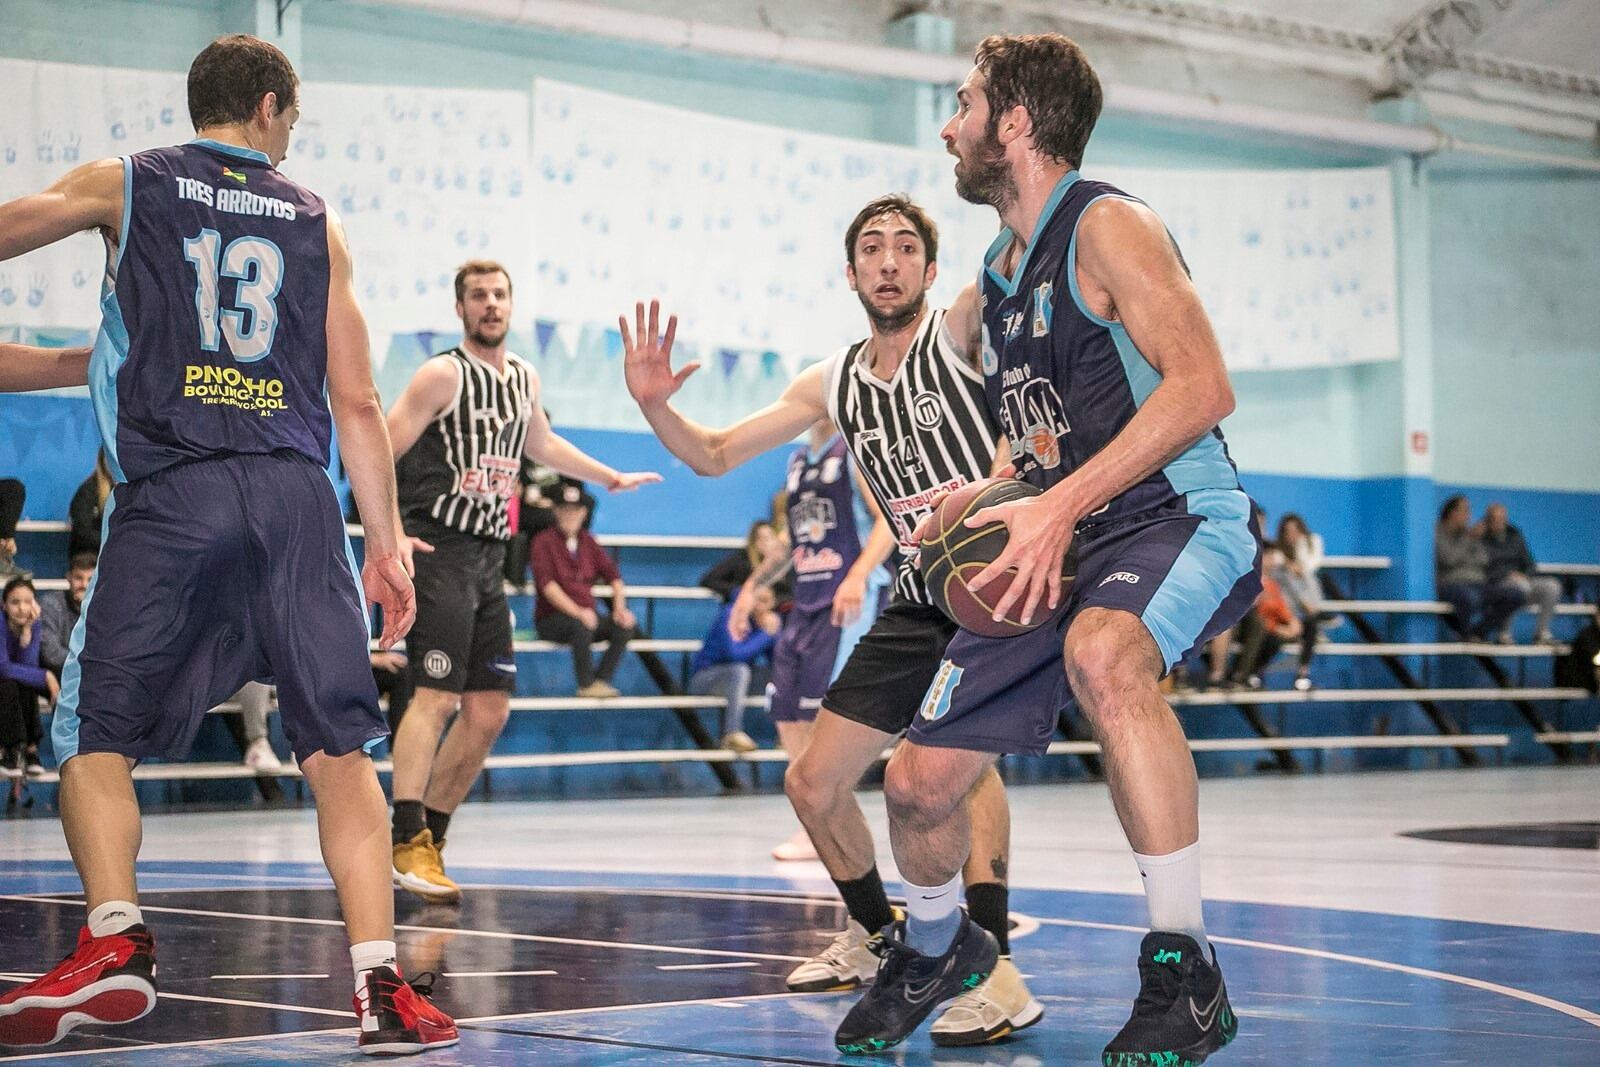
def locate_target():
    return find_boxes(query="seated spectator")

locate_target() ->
[69,450,114,560]
[1479,503,1561,644]
[0,478,26,579]
[1274,514,1330,690]
[689,586,781,752]
[1436,496,1526,640]
[231,682,282,773]
[532,484,638,697]
[1226,546,1303,689]
[1,577,55,778]
[700,520,792,604]
[40,552,95,676]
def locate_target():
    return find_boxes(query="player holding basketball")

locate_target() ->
[384,260,659,904]
[0,35,458,1053]
[623,195,1045,1047]
[835,34,1262,1063]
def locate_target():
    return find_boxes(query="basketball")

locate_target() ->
[919,478,1075,638]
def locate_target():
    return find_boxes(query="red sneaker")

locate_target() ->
[0,925,157,1047]
[354,966,459,1056]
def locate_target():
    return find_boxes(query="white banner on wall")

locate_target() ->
[531,78,1399,373]
[0,58,528,334]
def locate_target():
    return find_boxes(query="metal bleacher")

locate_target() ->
[8,525,1598,792]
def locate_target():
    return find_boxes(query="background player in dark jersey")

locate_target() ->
[730,416,894,860]
[383,261,658,904]
[0,35,457,1053]
[838,34,1261,1063]
[622,195,1044,1049]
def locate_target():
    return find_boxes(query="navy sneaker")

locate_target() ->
[834,914,997,1055]
[1103,932,1238,1067]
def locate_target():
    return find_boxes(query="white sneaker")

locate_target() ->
[784,919,879,992]
[771,827,818,862]
[931,956,1045,1046]
[243,738,283,774]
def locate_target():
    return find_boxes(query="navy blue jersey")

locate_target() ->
[785,435,862,612]
[89,140,332,483]
[978,173,1241,521]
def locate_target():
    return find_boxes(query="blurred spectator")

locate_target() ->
[69,450,114,560]
[1,577,54,778]
[1436,496,1526,640]
[0,478,26,579]
[1226,546,1303,689]
[232,682,282,773]
[700,520,792,604]
[1274,514,1329,690]
[532,484,637,697]
[1480,503,1560,644]
[688,586,781,752]
[40,552,95,676]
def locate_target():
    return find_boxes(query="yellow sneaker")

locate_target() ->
[392,828,462,904]
[930,956,1044,1046]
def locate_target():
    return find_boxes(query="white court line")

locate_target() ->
[212,973,329,980]
[655,962,761,971]
[1034,917,1600,1029]
[457,989,817,1025]
[0,894,811,964]
[0,973,349,1019]
[443,970,558,978]
[0,1027,354,1062]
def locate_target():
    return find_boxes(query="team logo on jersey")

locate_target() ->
[423,650,452,679]
[920,660,964,722]
[1032,281,1054,337]
[1100,571,1141,586]
[221,167,247,185]
[791,496,839,545]
[997,369,1071,471]
[1002,309,1026,340]
[980,324,1000,376]
[912,391,945,430]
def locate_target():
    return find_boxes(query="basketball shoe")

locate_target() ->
[0,925,157,1047]
[392,828,461,904]
[784,918,880,992]
[354,966,458,1055]
[1102,932,1237,1066]
[834,914,997,1054]
[930,956,1044,1046]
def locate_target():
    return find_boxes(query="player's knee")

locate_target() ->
[1064,624,1151,709]
[884,754,957,832]
[465,698,510,734]
[784,755,834,817]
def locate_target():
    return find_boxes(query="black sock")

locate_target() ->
[425,806,452,848]
[833,866,895,935]
[965,882,1010,955]
[392,800,425,844]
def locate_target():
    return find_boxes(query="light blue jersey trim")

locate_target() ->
[324,469,365,601]
[984,170,1081,296]
[1140,488,1257,670]
[189,138,271,165]
[87,157,134,484]
[1068,193,1239,496]
[51,494,117,765]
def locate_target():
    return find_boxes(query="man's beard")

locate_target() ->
[856,289,926,334]
[953,127,1016,211]
[466,319,508,348]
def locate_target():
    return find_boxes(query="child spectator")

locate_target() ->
[1,577,55,778]
[687,586,781,752]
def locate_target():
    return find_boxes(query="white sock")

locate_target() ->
[351,939,399,999]
[903,872,963,956]
[1133,843,1209,951]
[87,900,142,937]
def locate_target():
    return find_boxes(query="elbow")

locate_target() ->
[1200,377,1235,425]
[690,439,731,478]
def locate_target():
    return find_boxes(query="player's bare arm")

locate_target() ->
[384,356,460,459]
[0,157,124,263]
[966,197,1236,624]
[622,298,826,476]
[325,210,414,648]
[519,390,660,492]
[942,281,984,369]
[0,344,91,393]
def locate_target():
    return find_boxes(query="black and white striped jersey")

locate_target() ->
[825,308,1000,604]
[396,347,537,541]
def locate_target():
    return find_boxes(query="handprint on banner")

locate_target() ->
[36,130,56,164]
[0,276,13,306]
[62,131,82,163]
[26,274,47,308]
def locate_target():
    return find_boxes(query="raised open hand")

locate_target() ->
[620,299,693,410]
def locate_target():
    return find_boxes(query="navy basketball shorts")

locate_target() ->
[52,451,386,766]
[908,488,1263,756]
[821,599,958,736]
[404,529,516,694]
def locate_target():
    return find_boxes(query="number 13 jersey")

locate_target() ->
[90,140,333,484]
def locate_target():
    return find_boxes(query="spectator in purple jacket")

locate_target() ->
[1,576,55,778]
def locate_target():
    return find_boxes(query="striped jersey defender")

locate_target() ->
[824,308,999,604]
[397,347,537,541]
